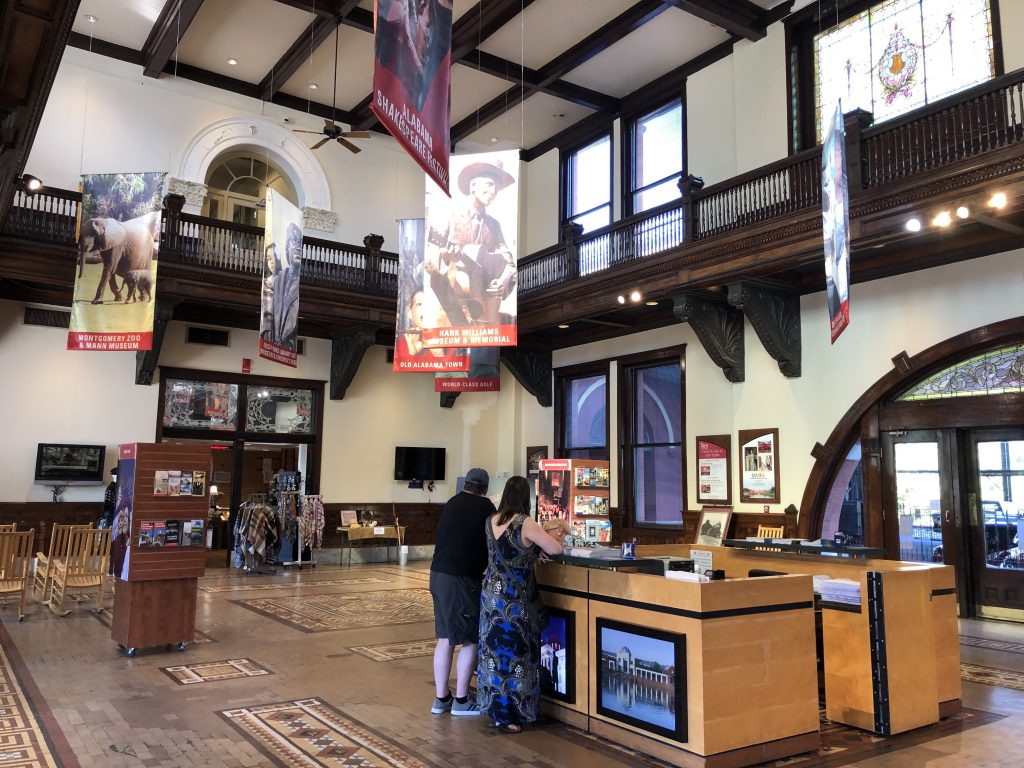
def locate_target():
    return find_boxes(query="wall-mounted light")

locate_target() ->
[905,218,922,232]
[988,191,1007,209]
[15,174,43,194]
[932,211,952,228]
[645,300,659,306]
[630,290,642,302]
[956,205,970,219]
[557,323,569,329]
[616,295,626,305]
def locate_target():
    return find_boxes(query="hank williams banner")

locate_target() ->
[372,0,452,194]
[823,101,851,343]
[68,172,166,351]
[393,217,469,372]
[259,189,303,367]
[425,150,520,393]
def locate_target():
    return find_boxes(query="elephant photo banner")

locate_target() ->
[371,0,452,195]
[823,101,851,344]
[259,189,304,368]
[68,172,166,351]
[393,217,469,373]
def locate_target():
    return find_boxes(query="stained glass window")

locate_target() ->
[814,0,994,141]
[898,345,1024,400]
[245,385,314,434]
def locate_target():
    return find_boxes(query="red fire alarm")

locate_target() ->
[242,358,252,373]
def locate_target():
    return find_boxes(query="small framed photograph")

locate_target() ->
[738,428,780,504]
[694,508,732,547]
[527,446,548,476]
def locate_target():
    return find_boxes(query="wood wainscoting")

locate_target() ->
[323,503,442,548]
[0,502,100,554]
[611,504,799,545]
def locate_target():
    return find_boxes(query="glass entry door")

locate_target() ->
[966,429,1024,618]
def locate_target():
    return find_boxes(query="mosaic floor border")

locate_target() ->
[960,634,1024,655]
[200,576,393,593]
[349,639,436,662]
[160,658,273,686]
[960,661,1024,691]
[231,589,434,634]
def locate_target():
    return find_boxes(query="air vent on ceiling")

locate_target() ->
[186,326,230,347]
[386,348,395,364]
[296,338,306,356]
[23,307,70,328]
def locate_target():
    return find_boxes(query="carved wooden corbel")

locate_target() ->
[501,346,552,407]
[440,392,460,408]
[329,326,376,400]
[727,279,801,377]
[672,291,745,383]
[135,296,182,385]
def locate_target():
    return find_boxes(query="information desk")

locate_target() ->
[638,544,960,736]
[723,538,886,559]
[337,525,405,566]
[551,552,664,574]
[536,561,820,768]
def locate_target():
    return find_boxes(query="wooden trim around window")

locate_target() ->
[553,359,611,461]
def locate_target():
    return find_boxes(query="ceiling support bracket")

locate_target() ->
[440,392,460,408]
[727,279,801,377]
[330,326,376,399]
[136,296,182,385]
[672,290,745,382]
[501,346,552,407]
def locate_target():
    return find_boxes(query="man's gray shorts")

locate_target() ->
[429,570,481,646]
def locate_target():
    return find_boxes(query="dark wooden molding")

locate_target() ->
[891,351,912,374]
[727,278,801,377]
[662,0,772,42]
[136,296,182,385]
[142,0,205,78]
[258,14,337,102]
[440,392,460,408]
[810,442,829,461]
[329,326,376,399]
[672,291,744,382]
[500,346,553,407]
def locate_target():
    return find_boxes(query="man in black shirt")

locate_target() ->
[429,467,494,716]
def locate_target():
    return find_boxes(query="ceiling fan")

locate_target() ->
[294,25,370,154]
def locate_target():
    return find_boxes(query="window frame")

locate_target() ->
[560,131,613,234]
[624,96,686,218]
[617,345,687,530]
[554,359,611,462]
[785,0,1005,153]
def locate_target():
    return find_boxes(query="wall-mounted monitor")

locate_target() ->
[394,446,445,481]
[34,443,106,485]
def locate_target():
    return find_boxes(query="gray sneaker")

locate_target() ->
[451,698,481,716]
[431,696,452,714]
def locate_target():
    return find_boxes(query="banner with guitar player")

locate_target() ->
[423,150,520,392]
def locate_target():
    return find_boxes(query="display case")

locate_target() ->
[537,459,611,544]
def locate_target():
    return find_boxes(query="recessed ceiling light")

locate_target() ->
[557,323,569,329]
[905,217,922,232]
[988,191,1008,209]
[227,58,238,66]
[616,295,626,305]
[308,83,319,90]
[956,205,970,219]
[489,137,499,143]
[630,290,642,302]
[553,113,566,118]
[645,300,658,306]
[84,14,98,23]
[932,210,952,228]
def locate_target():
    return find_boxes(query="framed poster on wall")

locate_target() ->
[526,445,547,476]
[738,428,780,504]
[695,435,731,505]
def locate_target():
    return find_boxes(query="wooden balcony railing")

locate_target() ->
[6,67,1024,301]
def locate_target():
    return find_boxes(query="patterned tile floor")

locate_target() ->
[1,561,1023,767]
[161,659,273,686]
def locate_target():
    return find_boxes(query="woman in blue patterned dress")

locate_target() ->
[477,476,566,733]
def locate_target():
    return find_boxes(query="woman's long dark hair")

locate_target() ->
[495,475,531,525]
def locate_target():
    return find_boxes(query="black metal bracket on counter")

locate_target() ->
[551,553,664,574]
[721,539,886,559]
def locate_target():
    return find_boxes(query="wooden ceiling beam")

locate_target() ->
[142,0,206,78]
[450,0,538,61]
[661,0,770,42]
[460,50,618,111]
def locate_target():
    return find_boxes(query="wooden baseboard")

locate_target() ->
[938,699,962,719]
[540,700,587,729]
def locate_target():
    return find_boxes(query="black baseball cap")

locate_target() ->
[464,467,489,492]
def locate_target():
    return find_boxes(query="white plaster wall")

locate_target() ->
[1000,0,1024,72]
[523,148,559,255]
[686,54,738,186]
[731,22,789,173]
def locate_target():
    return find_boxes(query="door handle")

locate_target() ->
[944,509,952,524]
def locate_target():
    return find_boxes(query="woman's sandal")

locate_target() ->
[489,721,523,734]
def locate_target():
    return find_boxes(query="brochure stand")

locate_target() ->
[537,459,611,543]
[111,443,210,657]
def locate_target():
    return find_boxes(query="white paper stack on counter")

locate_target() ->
[819,578,861,605]
[569,546,620,559]
[665,570,710,583]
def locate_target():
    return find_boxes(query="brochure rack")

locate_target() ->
[111,443,210,657]
[537,459,611,543]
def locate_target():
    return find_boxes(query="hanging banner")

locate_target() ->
[68,172,166,351]
[259,189,303,367]
[372,0,452,194]
[822,101,851,343]
[425,150,520,392]
[393,217,469,372]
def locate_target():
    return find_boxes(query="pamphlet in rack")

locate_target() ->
[537,458,611,545]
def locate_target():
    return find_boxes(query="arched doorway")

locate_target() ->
[802,317,1024,619]
[201,152,299,227]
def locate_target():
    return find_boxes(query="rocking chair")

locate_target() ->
[0,530,35,620]
[48,527,111,616]
[33,523,93,603]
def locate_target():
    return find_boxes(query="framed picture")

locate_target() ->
[695,435,731,505]
[738,428,780,504]
[540,606,575,704]
[694,508,732,546]
[596,618,687,743]
[213,470,231,484]
[339,509,358,526]
[526,445,547,476]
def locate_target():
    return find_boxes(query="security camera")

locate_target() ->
[283,117,291,123]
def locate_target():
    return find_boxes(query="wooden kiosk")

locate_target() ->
[111,443,210,656]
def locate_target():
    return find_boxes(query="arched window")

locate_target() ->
[202,153,299,227]
[897,344,1024,400]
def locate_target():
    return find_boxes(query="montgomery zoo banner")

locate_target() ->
[393,218,469,373]
[68,172,166,351]
[259,189,304,367]
[822,101,851,344]
[372,0,452,194]
[424,150,520,392]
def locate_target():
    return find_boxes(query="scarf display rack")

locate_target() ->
[281,494,324,570]
[233,494,279,574]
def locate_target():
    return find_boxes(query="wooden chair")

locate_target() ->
[754,523,785,551]
[33,523,92,602]
[48,527,111,616]
[0,530,35,620]
[0,523,16,532]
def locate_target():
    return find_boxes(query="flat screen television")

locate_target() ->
[34,443,106,484]
[394,446,445,481]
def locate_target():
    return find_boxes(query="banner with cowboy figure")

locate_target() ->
[68,172,166,351]
[259,189,304,367]
[372,0,452,194]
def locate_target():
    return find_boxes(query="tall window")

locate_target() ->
[812,0,995,142]
[631,99,683,214]
[555,364,609,461]
[203,153,298,226]
[620,349,685,527]
[565,135,611,234]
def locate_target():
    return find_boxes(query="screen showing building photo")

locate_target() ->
[540,607,575,703]
[597,618,686,742]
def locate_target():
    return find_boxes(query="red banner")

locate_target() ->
[372,0,452,194]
